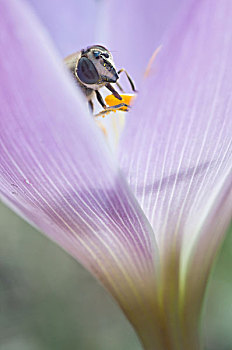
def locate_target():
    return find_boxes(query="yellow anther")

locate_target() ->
[105,93,136,111]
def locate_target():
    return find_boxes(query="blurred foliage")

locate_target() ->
[0,201,231,349]
[0,202,140,350]
[204,221,232,350]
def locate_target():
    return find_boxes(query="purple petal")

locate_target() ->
[0,0,160,343]
[26,0,100,56]
[106,0,188,86]
[182,181,232,342]
[117,1,232,344]
[119,0,232,256]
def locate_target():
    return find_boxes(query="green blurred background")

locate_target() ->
[0,201,231,350]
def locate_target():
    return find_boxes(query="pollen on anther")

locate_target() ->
[105,93,136,111]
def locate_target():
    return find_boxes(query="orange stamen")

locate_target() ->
[144,45,162,78]
[105,93,136,111]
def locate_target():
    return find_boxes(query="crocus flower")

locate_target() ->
[0,0,231,349]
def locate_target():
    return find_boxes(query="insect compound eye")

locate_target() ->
[76,57,100,84]
[93,51,101,59]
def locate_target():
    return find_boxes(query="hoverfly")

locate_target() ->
[64,45,136,116]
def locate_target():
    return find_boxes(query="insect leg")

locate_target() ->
[88,100,94,113]
[95,90,107,109]
[107,103,130,111]
[118,68,136,92]
[105,83,122,100]
[116,81,124,92]
[94,103,130,117]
